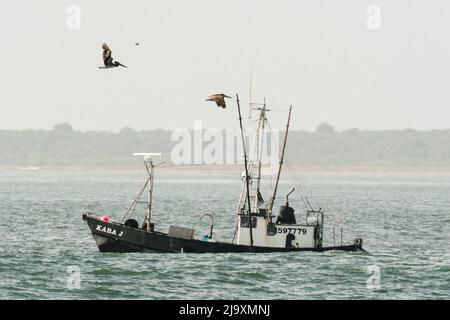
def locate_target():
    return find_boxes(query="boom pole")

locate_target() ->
[236,93,253,249]
[268,105,292,216]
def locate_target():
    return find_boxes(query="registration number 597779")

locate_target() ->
[277,227,307,235]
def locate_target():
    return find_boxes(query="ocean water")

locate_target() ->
[0,167,449,300]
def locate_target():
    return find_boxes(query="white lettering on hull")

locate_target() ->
[95,224,124,237]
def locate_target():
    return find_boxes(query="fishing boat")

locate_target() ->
[82,95,364,253]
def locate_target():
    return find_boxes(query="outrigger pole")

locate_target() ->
[236,93,253,249]
[267,105,292,216]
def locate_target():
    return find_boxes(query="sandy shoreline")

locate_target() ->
[2,164,450,176]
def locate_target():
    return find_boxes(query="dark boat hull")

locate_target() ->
[83,214,363,253]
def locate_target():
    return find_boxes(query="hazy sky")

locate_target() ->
[1,0,449,131]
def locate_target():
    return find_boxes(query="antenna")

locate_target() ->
[248,70,253,119]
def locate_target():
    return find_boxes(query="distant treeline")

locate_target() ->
[0,123,449,167]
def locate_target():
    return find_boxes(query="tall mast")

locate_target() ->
[267,105,292,216]
[235,103,268,215]
[146,159,154,231]
[142,157,155,231]
[130,153,161,230]
[236,93,253,248]
[255,99,266,210]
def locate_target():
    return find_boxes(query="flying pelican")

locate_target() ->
[206,93,231,109]
[100,43,127,68]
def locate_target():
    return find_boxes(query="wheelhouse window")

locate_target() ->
[240,216,257,228]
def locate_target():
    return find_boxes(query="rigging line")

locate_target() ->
[263,110,318,214]
[291,175,311,211]
[284,159,316,212]
[292,167,315,210]
[261,112,312,214]
[294,174,314,211]
[265,122,313,212]
[284,158,311,202]
[285,161,313,212]
[267,120,288,205]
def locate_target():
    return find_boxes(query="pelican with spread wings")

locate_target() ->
[206,93,231,109]
[100,43,127,69]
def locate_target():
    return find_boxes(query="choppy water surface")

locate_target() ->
[0,168,449,299]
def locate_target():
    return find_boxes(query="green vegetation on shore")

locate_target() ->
[0,123,449,168]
